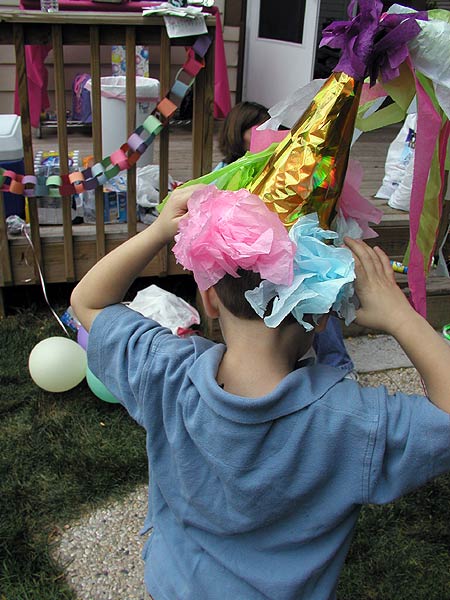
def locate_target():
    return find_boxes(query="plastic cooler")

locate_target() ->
[0,115,25,218]
[85,76,160,167]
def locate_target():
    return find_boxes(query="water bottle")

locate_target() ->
[40,0,59,12]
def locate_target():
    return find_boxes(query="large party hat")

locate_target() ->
[248,73,361,229]
[247,0,424,229]
[164,1,426,231]
[170,1,449,322]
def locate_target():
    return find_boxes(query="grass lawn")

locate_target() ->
[1,290,450,599]
[0,306,148,599]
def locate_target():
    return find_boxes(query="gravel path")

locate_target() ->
[53,485,149,600]
[52,367,425,599]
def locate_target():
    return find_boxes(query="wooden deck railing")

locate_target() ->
[0,9,215,315]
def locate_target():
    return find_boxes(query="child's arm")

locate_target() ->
[345,237,450,414]
[70,184,204,333]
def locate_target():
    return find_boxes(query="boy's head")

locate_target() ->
[213,269,262,320]
[213,269,299,328]
[219,101,270,164]
[172,185,355,333]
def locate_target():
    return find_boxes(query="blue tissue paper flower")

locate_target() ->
[245,213,356,330]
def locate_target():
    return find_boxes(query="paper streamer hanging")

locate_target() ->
[352,5,450,318]
[0,33,212,199]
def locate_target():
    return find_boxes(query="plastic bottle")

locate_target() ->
[40,0,58,12]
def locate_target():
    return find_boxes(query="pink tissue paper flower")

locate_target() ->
[173,185,296,290]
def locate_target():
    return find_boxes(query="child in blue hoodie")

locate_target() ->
[71,184,450,600]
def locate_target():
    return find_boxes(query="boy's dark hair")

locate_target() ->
[219,101,270,164]
[214,269,263,320]
[214,269,297,326]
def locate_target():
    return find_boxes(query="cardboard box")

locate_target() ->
[82,189,127,224]
[34,150,81,225]
[103,190,127,223]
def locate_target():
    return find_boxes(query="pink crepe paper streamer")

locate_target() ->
[14,45,51,129]
[209,8,232,119]
[249,126,290,154]
[338,159,383,239]
[173,186,296,291]
[407,66,448,318]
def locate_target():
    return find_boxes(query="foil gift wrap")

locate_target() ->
[248,73,361,229]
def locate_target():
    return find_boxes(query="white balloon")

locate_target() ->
[29,336,87,393]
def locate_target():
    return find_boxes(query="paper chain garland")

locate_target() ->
[0,34,212,199]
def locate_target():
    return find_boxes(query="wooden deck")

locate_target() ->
[0,9,219,318]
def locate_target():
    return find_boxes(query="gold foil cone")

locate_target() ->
[248,73,362,228]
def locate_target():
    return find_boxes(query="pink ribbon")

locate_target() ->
[407,66,447,318]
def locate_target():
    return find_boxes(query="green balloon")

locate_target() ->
[86,367,120,404]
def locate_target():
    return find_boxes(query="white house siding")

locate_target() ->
[0,0,239,116]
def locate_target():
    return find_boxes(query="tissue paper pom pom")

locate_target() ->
[245,213,356,329]
[320,0,424,85]
[173,185,296,290]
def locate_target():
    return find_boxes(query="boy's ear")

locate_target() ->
[199,287,220,319]
[315,313,330,333]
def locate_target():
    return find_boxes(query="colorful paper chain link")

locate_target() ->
[0,34,212,199]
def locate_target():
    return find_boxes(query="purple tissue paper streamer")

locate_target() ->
[368,17,423,86]
[320,0,427,84]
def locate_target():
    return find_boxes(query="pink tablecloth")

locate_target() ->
[16,1,231,127]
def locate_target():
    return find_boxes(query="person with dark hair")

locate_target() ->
[216,100,357,377]
[215,101,270,169]
[71,183,450,599]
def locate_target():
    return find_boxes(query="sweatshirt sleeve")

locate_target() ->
[87,303,187,427]
[365,387,450,504]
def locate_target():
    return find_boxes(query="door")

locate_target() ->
[243,0,321,108]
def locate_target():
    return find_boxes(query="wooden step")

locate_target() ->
[366,197,410,260]
[344,273,450,337]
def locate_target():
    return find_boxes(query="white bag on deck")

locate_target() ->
[388,150,414,211]
[375,113,417,204]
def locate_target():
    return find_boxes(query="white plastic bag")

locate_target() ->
[388,150,414,211]
[375,113,417,201]
[127,284,200,335]
[261,79,325,130]
[137,165,175,208]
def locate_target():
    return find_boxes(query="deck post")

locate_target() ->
[159,27,170,201]
[126,26,137,239]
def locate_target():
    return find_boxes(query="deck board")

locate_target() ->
[30,122,408,227]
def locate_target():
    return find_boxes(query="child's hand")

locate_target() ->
[344,237,414,335]
[157,184,206,242]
